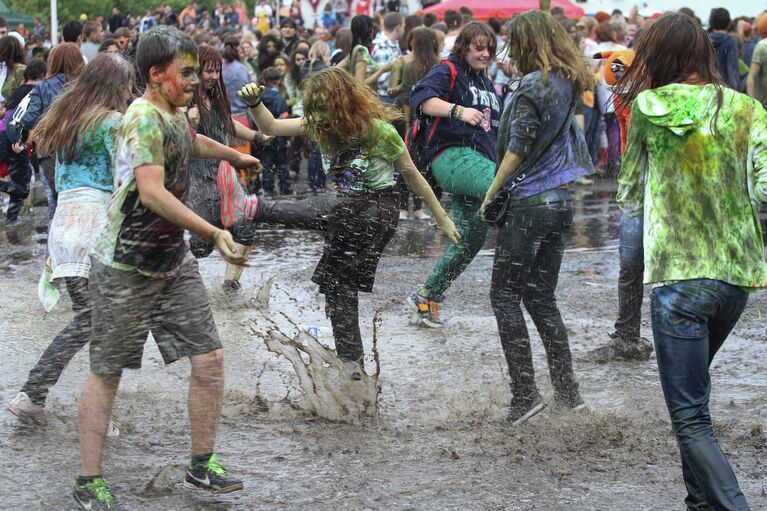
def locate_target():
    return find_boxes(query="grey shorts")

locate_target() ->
[89,259,222,377]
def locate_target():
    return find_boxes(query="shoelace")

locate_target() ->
[204,454,228,476]
[86,479,114,505]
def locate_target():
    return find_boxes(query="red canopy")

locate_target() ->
[419,0,585,20]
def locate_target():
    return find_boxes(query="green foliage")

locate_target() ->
[5,1,256,25]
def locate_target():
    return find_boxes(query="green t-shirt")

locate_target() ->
[752,39,767,108]
[92,98,195,277]
[322,119,404,192]
[350,45,378,91]
[618,83,767,289]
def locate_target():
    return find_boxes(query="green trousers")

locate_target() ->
[423,146,495,296]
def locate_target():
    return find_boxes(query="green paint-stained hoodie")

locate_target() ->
[618,83,767,288]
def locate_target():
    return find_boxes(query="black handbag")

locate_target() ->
[482,190,511,226]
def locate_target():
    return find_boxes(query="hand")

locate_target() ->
[261,134,275,145]
[238,83,265,107]
[435,215,461,245]
[212,229,249,266]
[187,106,200,127]
[11,141,26,154]
[480,192,493,219]
[232,152,262,179]
[460,107,485,127]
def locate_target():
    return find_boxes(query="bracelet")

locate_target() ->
[449,103,459,119]
[455,105,465,120]
[246,98,262,109]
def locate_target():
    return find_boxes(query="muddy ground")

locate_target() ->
[0,187,766,510]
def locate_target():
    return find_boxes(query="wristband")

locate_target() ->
[449,103,458,119]
[246,98,263,109]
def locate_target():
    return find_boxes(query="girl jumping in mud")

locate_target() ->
[6,54,134,430]
[228,67,460,379]
[480,10,595,424]
[617,13,767,510]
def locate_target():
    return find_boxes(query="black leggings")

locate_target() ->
[489,190,579,404]
[256,194,396,362]
[21,277,91,405]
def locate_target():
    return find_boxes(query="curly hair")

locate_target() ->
[302,66,401,154]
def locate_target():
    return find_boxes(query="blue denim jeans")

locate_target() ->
[614,212,644,340]
[651,279,750,511]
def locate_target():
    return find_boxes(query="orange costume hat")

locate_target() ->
[594,49,635,155]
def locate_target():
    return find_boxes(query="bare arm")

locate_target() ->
[747,62,760,98]
[396,150,460,244]
[238,83,304,136]
[135,165,247,264]
[485,150,524,200]
[421,97,485,126]
[233,117,257,141]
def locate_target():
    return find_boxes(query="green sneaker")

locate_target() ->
[184,453,244,494]
[73,477,116,510]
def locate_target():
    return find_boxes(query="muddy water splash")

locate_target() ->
[252,316,381,424]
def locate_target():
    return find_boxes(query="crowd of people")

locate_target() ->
[0,2,766,511]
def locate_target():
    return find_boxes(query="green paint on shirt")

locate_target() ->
[618,83,767,288]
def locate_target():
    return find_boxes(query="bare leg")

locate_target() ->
[78,373,121,476]
[188,349,225,456]
[223,244,252,283]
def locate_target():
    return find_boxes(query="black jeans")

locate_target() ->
[0,130,32,223]
[21,277,91,405]
[489,190,579,404]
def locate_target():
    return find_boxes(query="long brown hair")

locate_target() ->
[505,11,594,93]
[617,13,723,114]
[411,27,439,77]
[303,66,400,154]
[32,53,134,161]
[46,43,85,82]
[193,45,235,137]
[0,35,24,71]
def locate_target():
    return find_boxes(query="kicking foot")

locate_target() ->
[217,161,260,228]
[507,393,547,425]
[73,476,117,510]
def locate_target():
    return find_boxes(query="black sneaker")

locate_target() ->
[184,453,243,494]
[507,392,547,425]
[73,477,117,510]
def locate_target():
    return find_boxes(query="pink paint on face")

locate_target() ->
[157,53,200,108]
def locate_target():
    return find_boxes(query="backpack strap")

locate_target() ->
[426,59,459,144]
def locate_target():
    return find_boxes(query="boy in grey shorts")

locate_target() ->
[73,26,261,510]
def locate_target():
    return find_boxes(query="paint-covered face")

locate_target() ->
[466,37,491,71]
[274,58,288,75]
[115,37,130,51]
[201,65,220,91]
[265,41,277,55]
[156,52,200,108]
[104,43,119,54]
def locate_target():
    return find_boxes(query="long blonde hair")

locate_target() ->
[302,67,400,154]
[506,11,595,94]
[32,53,134,161]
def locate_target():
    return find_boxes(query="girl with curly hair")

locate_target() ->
[227,67,459,378]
